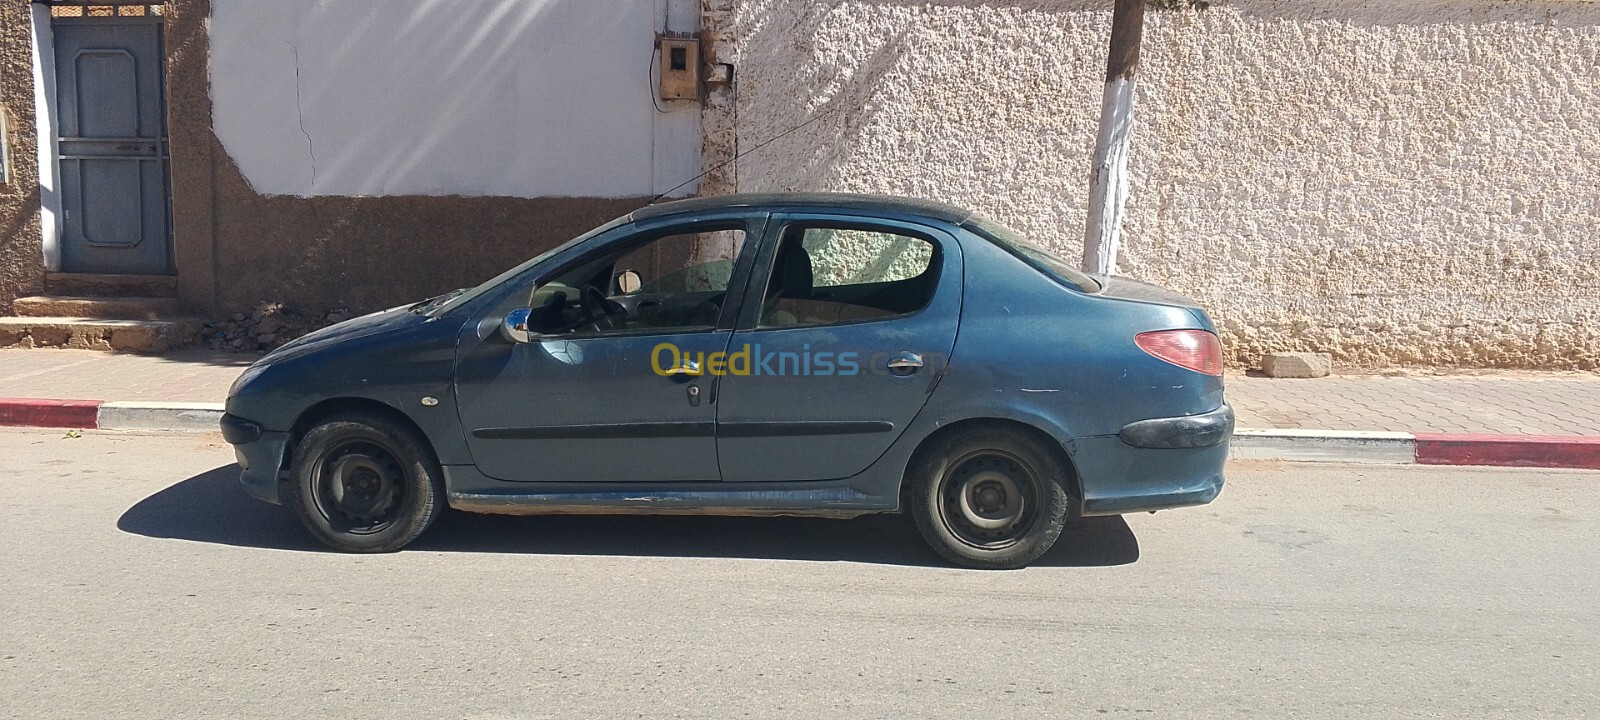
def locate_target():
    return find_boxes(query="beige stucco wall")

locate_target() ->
[708,0,1600,369]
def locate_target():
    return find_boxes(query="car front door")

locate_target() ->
[454,216,759,483]
[713,213,963,482]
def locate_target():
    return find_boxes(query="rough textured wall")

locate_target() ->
[167,0,650,316]
[0,2,44,315]
[712,0,1600,369]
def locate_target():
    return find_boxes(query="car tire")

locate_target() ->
[284,411,445,553]
[909,427,1072,569]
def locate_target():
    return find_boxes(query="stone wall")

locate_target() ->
[0,3,44,316]
[707,0,1600,369]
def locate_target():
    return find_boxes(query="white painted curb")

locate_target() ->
[1229,428,1416,464]
[97,401,225,432]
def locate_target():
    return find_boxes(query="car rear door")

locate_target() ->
[712,213,963,482]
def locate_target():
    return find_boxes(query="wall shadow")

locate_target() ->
[118,464,1141,569]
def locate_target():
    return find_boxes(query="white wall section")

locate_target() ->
[210,0,700,198]
[651,0,705,197]
[29,4,61,270]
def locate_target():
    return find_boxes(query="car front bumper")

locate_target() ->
[222,413,289,505]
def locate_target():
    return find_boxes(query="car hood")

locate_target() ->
[1092,275,1204,310]
[258,303,428,364]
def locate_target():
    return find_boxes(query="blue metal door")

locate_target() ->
[54,17,171,275]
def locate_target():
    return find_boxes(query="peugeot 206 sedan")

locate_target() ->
[223,193,1232,569]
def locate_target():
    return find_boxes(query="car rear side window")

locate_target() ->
[758,225,939,329]
[964,215,1102,294]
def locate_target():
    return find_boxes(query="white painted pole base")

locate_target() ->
[1082,77,1136,277]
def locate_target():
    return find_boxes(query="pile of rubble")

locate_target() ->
[202,302,353,353]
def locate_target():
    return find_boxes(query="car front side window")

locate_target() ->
[527,226,747,338]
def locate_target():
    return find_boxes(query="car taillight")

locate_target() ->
[1135,329,1224,376]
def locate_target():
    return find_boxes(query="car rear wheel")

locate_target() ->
[909,428,1072,569]
[285,411,444,553]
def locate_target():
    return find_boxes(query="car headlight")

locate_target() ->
[228,363,270,398]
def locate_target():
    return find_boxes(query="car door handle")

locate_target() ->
[886,352,924,376]
[664,360,702,378]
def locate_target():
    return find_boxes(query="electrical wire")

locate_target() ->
[648,99,838,205]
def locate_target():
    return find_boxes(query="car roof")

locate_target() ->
[630,192,976,225]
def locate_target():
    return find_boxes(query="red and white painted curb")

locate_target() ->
[1,398,223,433]
[3,397,1599,470]
[1411,433,1600,469]
[1229,429,1600,470]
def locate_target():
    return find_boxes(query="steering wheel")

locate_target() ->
[579,286,627,331]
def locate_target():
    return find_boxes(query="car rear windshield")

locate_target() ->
[963,215,1102,294]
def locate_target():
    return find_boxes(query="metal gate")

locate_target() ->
[52,9,172,275]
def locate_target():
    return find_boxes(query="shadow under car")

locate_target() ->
[118,465,1141,568]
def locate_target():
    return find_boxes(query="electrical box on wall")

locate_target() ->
[657,34,700,101]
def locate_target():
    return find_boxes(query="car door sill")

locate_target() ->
[443,467,897,518]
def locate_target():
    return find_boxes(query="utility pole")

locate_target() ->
[1082,0,1146,276]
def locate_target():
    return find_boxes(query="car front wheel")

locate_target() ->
[909,428,1072,569]
[285,411,444,553]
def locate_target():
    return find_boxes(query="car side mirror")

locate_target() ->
[501,307,534,343]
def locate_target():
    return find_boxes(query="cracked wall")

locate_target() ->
[707,0,1600,369]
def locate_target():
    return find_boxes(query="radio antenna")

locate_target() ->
[647,104,843,205]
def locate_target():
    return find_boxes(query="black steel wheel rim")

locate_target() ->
[937,450,1042,550]
[310,437,407,534]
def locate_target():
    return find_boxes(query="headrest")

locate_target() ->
[768,234,813,300]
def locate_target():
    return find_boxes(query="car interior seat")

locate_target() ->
[762,230,814,326]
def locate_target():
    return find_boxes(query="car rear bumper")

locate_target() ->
[1071,411,1231,516]
[222,413,288,505]
[1118,404,1234,449]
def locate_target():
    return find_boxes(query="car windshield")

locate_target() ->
[964,214,1102,294]
[426,212,636,316]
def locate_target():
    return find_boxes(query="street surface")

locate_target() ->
[1,428,1596,718]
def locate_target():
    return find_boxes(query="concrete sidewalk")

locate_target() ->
[0,347,250,403]
[1230,371,1600,436]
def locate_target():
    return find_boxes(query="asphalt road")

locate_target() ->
[1,428,1596,719]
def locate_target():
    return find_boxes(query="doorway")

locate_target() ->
[50,3,172,275]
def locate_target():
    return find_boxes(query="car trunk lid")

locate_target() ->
[1091,275,1205,309]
